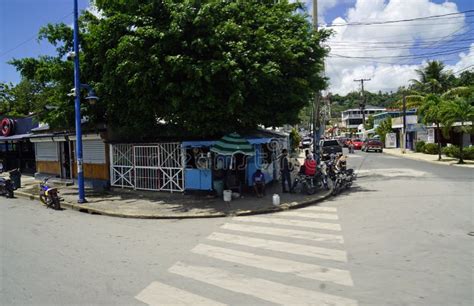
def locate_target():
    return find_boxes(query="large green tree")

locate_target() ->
[417,94,446,160]
[10,0,329,139]
[440,87,474,164]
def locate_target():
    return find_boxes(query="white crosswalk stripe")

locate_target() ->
[232,215,342,231]
[221,222,344,243]
[207,232,348,262]
[135,281,226,306]
[192,243,354,286]
[275,210,339,220]
[169,262,359,306]
[136,206,358,305]
[299,206,338,212]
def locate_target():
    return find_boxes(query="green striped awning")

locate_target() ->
[210,133,255,156]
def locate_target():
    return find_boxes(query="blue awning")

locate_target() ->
[182,140,216,148]
[182,137,273,148]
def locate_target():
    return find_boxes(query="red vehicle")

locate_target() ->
[351,138,364,150]
[362,138,384,152]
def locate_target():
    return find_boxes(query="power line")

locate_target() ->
[0,11,74,59]
[323,10,474,27]
[330,46,471,60]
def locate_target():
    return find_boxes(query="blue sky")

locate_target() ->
[1,0,473,93]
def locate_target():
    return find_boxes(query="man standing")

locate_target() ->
[280,149,293,193]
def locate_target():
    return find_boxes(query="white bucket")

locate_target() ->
[223,190,232,202]
[272,194,280,206]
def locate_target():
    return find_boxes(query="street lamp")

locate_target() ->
[72,0,98,203]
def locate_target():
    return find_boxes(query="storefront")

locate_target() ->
[0,117,38,173]
[182,131,287,193]
[30,131,110,189]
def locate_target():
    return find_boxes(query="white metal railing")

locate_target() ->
[110,143,184,192]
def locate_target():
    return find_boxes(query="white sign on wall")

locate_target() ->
[427,128,435,143]
[386,133,397,148]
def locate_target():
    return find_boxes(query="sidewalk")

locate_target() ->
[383,148,474,168]
[7,171,332,219]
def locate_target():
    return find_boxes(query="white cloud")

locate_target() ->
[447,43,474,75]
[322,0,471,94]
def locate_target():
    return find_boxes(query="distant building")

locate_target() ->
[341,105,386,129]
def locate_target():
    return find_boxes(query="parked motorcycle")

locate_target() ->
[323,154,356,195]
[0,176,14,198]
[292,173,317,195]
[39,177,61,210]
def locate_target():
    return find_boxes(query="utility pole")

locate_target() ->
[402,92,407,154]
[354,78,371,133]
[312,0,322,162]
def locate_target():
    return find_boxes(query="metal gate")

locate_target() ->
[110,143,184,192]
[110,144,134,188]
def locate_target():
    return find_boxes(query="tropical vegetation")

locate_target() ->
[1,0,330,140]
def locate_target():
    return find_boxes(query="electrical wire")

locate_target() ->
[322,10,474,27]
[0,11,74,59]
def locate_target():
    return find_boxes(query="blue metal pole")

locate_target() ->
[73,0,86,203]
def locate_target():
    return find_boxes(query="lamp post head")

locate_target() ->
[85,88,99,105]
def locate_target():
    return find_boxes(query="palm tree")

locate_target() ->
[410,61,453,94]
[440,96,474,164]
[418,94,445,160]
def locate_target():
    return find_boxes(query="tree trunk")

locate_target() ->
[459,124,465,164]
[436,123,441,161]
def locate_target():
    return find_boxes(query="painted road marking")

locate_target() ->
[232,216,342,231]
[192,244,354,286]
[221,223,344,243]
[276,211,339,220]
[300,206,338,212]
[135,281,226,306]
[169,262,358,306]
[207,232,348,262]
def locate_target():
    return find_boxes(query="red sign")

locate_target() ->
[1,118,16,136]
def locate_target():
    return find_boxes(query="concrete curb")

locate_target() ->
[383,150,474,168]
[13,189,334,219]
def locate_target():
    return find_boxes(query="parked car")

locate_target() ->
[300,137,313,148]
[352,138,364,150]
[362,138,384,152]
[320,139,343,159]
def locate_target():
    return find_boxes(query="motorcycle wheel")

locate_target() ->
[39,194,48,205]
[305,184,316,195]
[7,189,14,198]
[53,197,61,210]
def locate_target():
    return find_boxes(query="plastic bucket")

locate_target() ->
[272,194,280,206]
[223,190,232,202]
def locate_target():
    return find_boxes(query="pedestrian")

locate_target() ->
[304,154,317,176]
[348,139,354,154]
[280,149,293,193]
[252,169,266,198]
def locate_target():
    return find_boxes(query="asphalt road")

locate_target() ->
[1,150,472,306]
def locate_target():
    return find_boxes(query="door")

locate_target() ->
[60,141,74,179]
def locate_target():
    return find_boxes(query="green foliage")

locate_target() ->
[410,60,453,94]
[442,146,474,160]
[423,143,439,155]
[417,94,445,126]
[415,140,425,153]
[289,128,301,152]
[9,1,330,139]
[364,115,374,130]
[375,117,392,145]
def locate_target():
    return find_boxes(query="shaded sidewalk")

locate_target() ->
[383,148,474,168]
[10,174,332,219]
